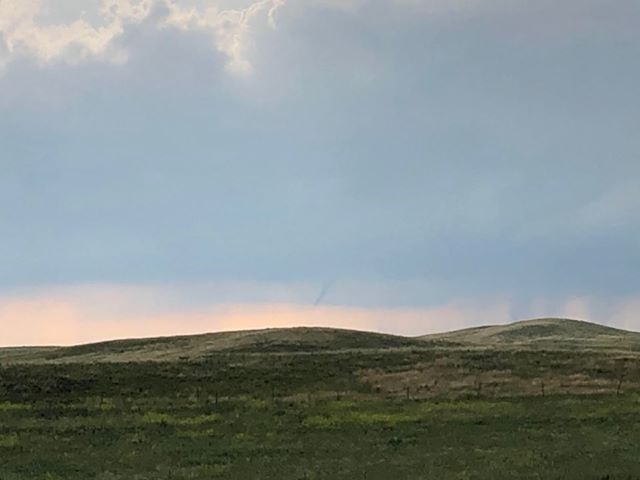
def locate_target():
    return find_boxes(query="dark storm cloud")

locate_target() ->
[1,0,639,308]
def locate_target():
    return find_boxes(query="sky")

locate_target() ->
[1,0,639,346]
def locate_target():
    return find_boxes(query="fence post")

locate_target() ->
[617,374,625,397]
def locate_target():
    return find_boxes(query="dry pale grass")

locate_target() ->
[359,350,640,400]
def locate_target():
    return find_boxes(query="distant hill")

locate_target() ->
[420,318,640,351]
[0,327,422,363]
[0,347,59,363]
[2,318,639,364]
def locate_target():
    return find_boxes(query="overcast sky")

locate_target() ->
[1,0,639,345]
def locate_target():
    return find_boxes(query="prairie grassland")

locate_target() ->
[1,343,640,479]
[1,389,640,479]
[2,320,640,479]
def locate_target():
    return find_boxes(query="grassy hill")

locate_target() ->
[420,317,640,351]
[0,347,58,364]
[0,327,423,364]
[2,318,640,364]
[3,318,640,479]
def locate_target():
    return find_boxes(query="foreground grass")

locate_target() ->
[1,394,639,479]
[1,347,639,479]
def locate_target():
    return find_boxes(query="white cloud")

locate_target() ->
[101,0,154,22]
[2,0,629,76]
[0,0,125,64]
[0,0,285,74]
[164,0,286,75]
[0,32,9,68]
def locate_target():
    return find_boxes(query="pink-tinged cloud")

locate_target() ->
[0,299,503,347]
[561,297,592,322]
[609,299,640,332]
[0,284,515,346]
[1,284,639,347]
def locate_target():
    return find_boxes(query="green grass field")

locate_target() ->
[1,319,640,479]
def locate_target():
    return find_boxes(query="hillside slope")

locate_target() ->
[3,318,640,364]
[420,318,640,350]
[0,327,422,363]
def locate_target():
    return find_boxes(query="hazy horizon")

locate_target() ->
[0,312,615,349]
